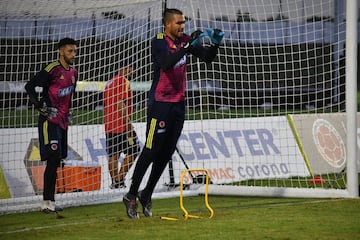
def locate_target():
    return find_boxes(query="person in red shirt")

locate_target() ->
[25,38,78,213]
[104,62,140,189]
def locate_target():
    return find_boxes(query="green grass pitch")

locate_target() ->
[1,196,359,240]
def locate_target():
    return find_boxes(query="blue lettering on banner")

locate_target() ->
[223,130,244,157]
[84,128,281,163]
[256,129,281,155]
[243,129,263,155]
[189,132,210,160]
[85,138,107,163]
[176,128,281,161]
[204,132,230,158]
[177,135,195,160]
[237,163,289,179]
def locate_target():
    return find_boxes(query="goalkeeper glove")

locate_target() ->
[184,30,206,50]
[206,28,225,45]
[38,102,58,119]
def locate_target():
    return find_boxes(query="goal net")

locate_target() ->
[0,0,358,214]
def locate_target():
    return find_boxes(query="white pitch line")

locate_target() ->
[0,217,115,235]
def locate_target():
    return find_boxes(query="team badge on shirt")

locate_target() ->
[157,121,166,133]
[159,121,166,128]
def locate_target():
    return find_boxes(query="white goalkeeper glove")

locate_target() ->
[38,102,58,119]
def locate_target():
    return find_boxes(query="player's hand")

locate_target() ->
[184,30,206,50]
[206,28,224,45]
[190,30,206,46]
[38,102,58,118]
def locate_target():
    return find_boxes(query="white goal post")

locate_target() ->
[0,0,358,214]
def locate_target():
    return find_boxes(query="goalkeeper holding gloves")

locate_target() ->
[25,37,78,213]
[36,102,58,119]
[123,8,224,219]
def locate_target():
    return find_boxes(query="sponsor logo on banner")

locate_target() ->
[312,119,346,169]
[291,113,360,174]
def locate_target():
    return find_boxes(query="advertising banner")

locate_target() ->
[290,112,360,175]
[0,116,309,198]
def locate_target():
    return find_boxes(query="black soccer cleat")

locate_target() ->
[138,190,152,217]
[123,193,139,219]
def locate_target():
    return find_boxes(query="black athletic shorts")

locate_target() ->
[106,132,140,157]
[38,115,67,161]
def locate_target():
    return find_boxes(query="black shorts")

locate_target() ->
[143,101,185,155]
[38,115,67,161]
[106,132,140,157]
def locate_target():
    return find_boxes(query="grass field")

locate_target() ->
[1,97,359,239]
[0,196,359,240]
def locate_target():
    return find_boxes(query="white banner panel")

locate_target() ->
[290,112,360,175]
[0,116,308,198]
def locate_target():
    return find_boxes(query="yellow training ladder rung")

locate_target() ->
[180,168,214,220]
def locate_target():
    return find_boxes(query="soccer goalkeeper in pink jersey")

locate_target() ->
[25,38,78,213]
[123,8,224,219]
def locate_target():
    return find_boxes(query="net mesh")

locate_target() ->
[0,0,355,214]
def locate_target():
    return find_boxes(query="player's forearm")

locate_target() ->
[125,118,135,136]
[122,111,132,130]
[25,70,50,108]
[24,81,41,107]
[190,44,219,63]
[118,101,134,135]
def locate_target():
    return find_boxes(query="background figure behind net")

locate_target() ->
[103,59,140,189]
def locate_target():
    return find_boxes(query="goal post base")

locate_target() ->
[205,185,355,199]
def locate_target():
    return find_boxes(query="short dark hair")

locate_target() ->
[162,8,183,25]
[58,38,77,49]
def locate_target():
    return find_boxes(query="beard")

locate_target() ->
[64,56,74,65]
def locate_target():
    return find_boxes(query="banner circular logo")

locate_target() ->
[312,119,346,168]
